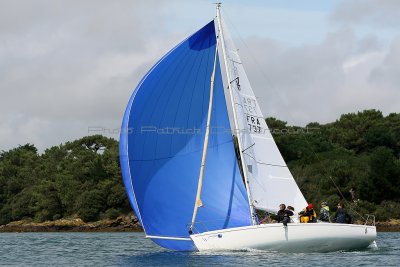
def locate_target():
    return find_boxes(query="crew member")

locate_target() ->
[299,203,317,223]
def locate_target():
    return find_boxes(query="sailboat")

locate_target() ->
[119,4,376,252]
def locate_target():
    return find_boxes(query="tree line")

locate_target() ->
[0,136,130,224]
[0,109,399,225]
[268,109,400,221]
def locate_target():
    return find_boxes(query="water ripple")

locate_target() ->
[0,232,398,266]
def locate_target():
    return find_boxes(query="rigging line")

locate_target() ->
[220,8,281,103]
[242,151,287,168]
[328,174,366,221]
[241,143,255,153]
[217,4,257,225]
[299,134,366,221]
[222,5,369,221]
[329,175,348,201]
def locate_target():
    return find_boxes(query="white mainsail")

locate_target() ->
[218,16,307,213]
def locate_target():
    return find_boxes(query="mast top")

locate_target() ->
[215,3,222,22]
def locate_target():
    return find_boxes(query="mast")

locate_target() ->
[189,31,219,234]
[216,4,257,225]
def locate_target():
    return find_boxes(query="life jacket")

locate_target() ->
[320,206,330,222]
[300,215,309,223]
[299,208,317,223]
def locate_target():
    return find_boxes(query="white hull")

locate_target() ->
[191,223,376,252]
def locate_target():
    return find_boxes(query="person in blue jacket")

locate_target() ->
[334,202,351,224]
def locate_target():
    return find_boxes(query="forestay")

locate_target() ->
[218,17,307,213]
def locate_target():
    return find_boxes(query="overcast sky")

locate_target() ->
[1,0,399,152]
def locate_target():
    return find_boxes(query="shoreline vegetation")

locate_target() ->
[1,217,399,233]
[1,110,399,231]
[0,215,142,232]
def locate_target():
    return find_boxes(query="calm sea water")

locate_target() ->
[0,232,399,266]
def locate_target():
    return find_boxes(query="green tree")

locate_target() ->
[362,147,400,203]
[76,189,106,222]
[1,111,400,225]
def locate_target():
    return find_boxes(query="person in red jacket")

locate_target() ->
[299,203,317,223]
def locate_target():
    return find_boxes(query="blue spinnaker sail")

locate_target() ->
[120,21,251,251]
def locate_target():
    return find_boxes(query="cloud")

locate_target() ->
[237,28,399,126]
[369,37,400,88]
[1,0,399,152]
[332,0,400,27]
[0,0,184,152]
